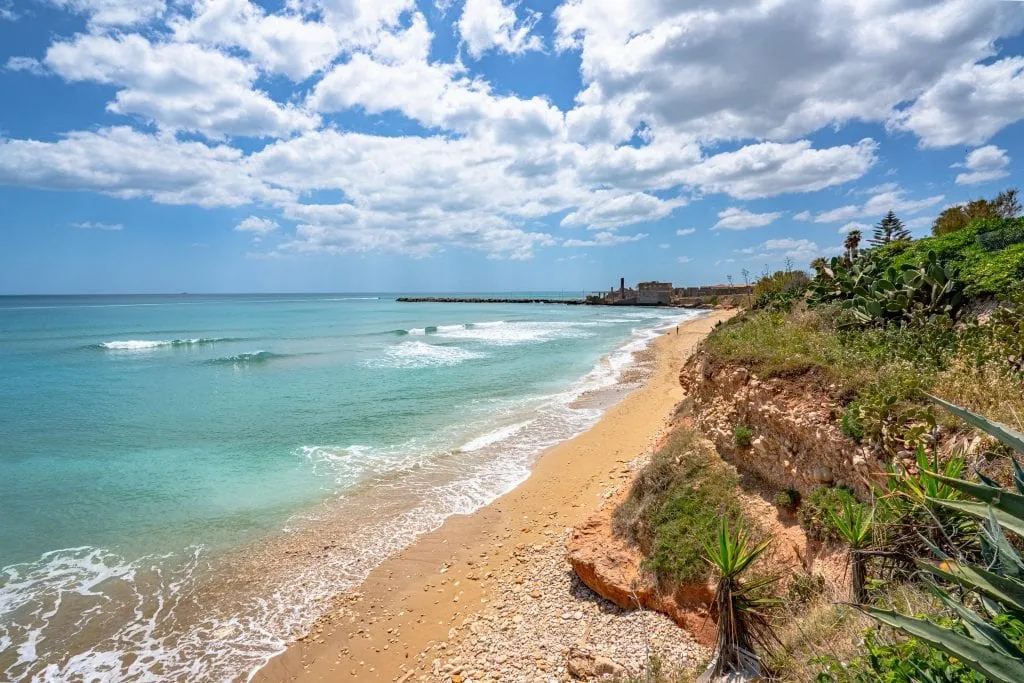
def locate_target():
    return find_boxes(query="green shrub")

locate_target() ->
[613,429,750,585]
[840,408,864,441]
[799,486,861,542]
[733,425,754,447]
[775,488,801,512]
[814,628,985,682]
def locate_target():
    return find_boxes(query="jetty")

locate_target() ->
[396,297,586,305]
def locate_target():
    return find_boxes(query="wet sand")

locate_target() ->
[253,309,733,682]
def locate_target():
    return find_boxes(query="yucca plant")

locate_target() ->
[859,395,1024,682]
[828,498,873,603]
[700,519,777,680]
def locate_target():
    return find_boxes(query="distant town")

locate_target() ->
[396,279,753,308]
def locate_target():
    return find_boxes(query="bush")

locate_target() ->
[733,425,754,447]
[799,486,861,542]
[753,269,811,312]
[613,429,750,585]
[814,628,985,682]
[774,488,801,512]
[840,408,863,441]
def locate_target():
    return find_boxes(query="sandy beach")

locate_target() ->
[254,309,733,683]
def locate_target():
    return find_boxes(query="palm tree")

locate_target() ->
[700,519,777,681]
[843,229,862,262]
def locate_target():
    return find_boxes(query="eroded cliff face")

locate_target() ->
[565,486,717,646]
[678,354,883,499]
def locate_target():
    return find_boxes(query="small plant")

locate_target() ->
[786,571,825,605]
[702,518,778,680]
[840,407,864,441]
[774,488,801,512]
[733,425,754,447]
[799,486,860,542]
[827,497,874,602]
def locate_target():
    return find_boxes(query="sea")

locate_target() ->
[0,293,704,681]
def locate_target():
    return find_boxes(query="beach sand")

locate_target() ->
[253,309,733,683]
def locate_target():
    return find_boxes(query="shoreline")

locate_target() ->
[253,309,733,682]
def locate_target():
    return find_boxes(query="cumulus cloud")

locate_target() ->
[47,0,165,26]
[838,221,872,234]
[235,216,279,235]
[892,57,1024,148]
[677,255,692,264]
[676,228,696,236]
[954,145,1011,185]
[555,0,1024,145]
[745,237,842,264]
[793,211,811,221]
[563,231,647,247]
[713,207,783,231]
[561,192,684,230]
[457,0,543,59]
[45,33,319,138]
[814,187,944,223]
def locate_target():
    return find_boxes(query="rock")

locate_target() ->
[566,646,625,679]
[566,495,715,644]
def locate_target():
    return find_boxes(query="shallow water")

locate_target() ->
[0,293,703,681]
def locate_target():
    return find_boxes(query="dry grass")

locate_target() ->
[767,581,939,681]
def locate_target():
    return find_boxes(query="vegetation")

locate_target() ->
[702,519,777,679]
[799,486,862,542]
[870,210,910,247]
[774,488,801,513]
[932,188,1021,236]
[613,429,752,586]
[827,498,873,602]
[733,425,754,447]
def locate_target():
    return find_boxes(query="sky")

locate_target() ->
[1,0,1023,294]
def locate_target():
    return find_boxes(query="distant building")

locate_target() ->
[637,281,673,305]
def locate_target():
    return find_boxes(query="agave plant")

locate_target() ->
[860,395,1024,682]
[827,498,873,603]
[700,519,777,681]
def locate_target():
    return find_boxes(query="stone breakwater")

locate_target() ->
[396,297,588,305]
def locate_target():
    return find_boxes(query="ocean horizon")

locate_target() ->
[0,293,704,681]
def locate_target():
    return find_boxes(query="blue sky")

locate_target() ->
[1,0,1023,294]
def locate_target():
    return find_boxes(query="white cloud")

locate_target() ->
[814,187,944,223]
[675,228,696,236]
[235,216,279,235]
[47,0,165,26]
[838,221,871,234]
[560,192,684,230]
[72,221,123,231]
[555,0,1024,146]
[658,243,669,249]
[677,255,691,263]
[45,33,319,138]
[793,211,811,221]
[713,207,783,231]
[5,57,46,76]
[171,0,344,81]
[906,215,935,230]
[954,145,1011,185]
[457,0,543,59]
[563,231,647,247]
[892,57,1024,148]
[1,0,18,21]
[682,139,878,200]
[0,127,288,207]
[752,237,842,264]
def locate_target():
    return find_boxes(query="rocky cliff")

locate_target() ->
[677,354,884,498]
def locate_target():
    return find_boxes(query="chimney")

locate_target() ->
[620,277,625,298]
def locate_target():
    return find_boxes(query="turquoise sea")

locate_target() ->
[0,294,703,681]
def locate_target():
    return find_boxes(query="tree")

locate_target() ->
[994,188,1022,219]
[871,210,910,247]
[931,188,1021,236]
[843,229,862,262]
[810,257,828,274]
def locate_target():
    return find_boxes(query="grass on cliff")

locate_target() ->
[613,428,748,586]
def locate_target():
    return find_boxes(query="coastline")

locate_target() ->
[253,309,733,682]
